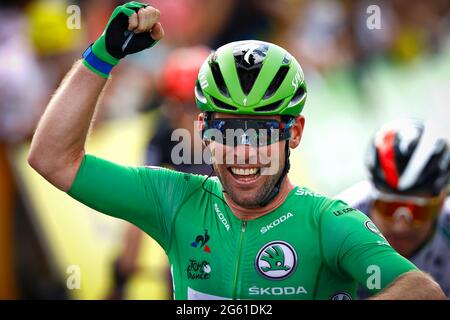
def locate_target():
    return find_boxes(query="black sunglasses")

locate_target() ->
[202,118,295,146]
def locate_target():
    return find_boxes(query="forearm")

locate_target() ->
[370,271,446,300]
[28,61,108,191]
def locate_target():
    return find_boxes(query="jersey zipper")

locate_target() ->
[232,220,247,299]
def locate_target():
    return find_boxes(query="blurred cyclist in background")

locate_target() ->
[107,46,212,299]
[338,119,450,298]
[145,45,213,175]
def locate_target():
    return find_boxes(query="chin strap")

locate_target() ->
[258,141,290,207]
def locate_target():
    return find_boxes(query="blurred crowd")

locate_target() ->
[1,0,449,299]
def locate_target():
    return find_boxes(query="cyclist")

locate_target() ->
[337,119,450,298]
[28,2,445,299]
[146,45,213,175]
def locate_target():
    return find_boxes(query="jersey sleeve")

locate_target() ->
[67,154,204,250]
[318,198,418,296]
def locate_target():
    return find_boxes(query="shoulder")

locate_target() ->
[334,180,373,215]
[292,186,363,225]
[302,187,389,267]
[302,187,376,236]
[291,186,329,213]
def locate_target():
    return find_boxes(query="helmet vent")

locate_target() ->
[232,42,269,95]
[264,66,289,99]
[195,80,207,104]
[210,61,230,97]
[289,85,306,106]
[254,99,284,112]
[236,64,261,95]
[282,55,291,65]
[212,97,237,111]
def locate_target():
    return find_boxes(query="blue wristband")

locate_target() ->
[82,45,114,77]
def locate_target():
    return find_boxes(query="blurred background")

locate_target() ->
[0,0,449,299]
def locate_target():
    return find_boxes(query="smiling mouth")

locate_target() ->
[227,167,262,184]
[230,167,260,176]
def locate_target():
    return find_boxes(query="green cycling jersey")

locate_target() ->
[68,154,416,300]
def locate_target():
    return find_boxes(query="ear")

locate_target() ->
[197,112,205,134]
[289,115,305,149]
[197,112,208,148]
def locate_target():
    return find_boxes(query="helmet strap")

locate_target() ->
[258,141,290,207]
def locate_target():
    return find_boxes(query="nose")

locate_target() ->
[233,144,258,164]
[391,207,414,232]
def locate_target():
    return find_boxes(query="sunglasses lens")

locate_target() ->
[203,119,292,146]
[373,198,440,223]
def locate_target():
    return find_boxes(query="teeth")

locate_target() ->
[230,167,259,176]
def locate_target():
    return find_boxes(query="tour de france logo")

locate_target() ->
[255,241,297,280]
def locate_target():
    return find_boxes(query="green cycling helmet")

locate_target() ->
[195,40,307,117]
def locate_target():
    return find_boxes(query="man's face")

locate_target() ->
[371,191,446,257]
[199,112,305,208]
